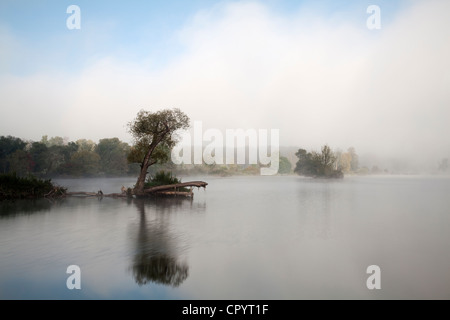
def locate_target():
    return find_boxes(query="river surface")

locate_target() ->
[1,175,450,299]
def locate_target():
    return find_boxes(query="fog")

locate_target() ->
[0,0,449,171]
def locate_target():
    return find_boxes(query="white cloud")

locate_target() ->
[1,0,449,164]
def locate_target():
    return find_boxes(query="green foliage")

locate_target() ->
[294,145,343,178]
[69,150,101,176]
[294,149,318,177]
[96,138,130,176]
[144,170,190,192]
[48,136,66,147]
[29,142,50,175]
[128,109,190,144]
[0,136,27,173]
[278,156,292,174]
[127,140,172,166]
[8,150,32,176]
[0,172,66,200]
[0,136,27,158]
[41,135,66,147]
[127,108,190,166]
[145,170,182,188]
[0,135,140,177]
[76,139,96,152]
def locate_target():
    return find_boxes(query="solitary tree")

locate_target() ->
[128,108,190,195]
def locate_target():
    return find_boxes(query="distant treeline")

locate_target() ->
[0,135,140,178]
[0,135,295,178]
[4,134,410,179]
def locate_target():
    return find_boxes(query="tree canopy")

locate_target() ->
[294,145,343,178]
[278,156,292,174]
[0,135,137,178]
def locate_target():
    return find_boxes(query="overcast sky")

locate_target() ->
[0,0,449,163]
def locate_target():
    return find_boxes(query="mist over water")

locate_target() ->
[1,175,450,299]
[1,0,449,303]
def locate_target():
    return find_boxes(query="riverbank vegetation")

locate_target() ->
[5,102,442,181]
[0,173,66,200]
[0,134,296,179]
[0,135,140,178]
[145,171,190,192]
[294,145,344,179]
[5,131,418,180]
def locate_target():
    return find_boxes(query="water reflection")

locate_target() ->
[297,180,334,239]
[129,198,191,287]
[0,198,55,217]
[144,196,207,214]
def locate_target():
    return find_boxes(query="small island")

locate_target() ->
[125,108,207,197]
[294,145,343,179]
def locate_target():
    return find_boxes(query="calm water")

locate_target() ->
[1,175,450,299]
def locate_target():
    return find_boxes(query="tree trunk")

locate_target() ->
[134,154,153,194]
[133,137,164,194]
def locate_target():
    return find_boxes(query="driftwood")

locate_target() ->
[66,192,99,197]
[66,191,128,198]
[152,191,193,197]
[44,186,67,198]
[65,181,208,199]
[143,181,208,194]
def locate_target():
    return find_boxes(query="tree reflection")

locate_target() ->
[132,254,188,287]
[0,198,54,218]
[129,198,190,287]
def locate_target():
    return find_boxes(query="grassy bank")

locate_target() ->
[0,173,66,200]
[145,171,191,192]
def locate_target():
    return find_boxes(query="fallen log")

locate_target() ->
[103,193,128,198]
[44,186,67,198]
[66,191,99,197]
[64,181,208,199]
[143,181,208,194]
[66,191,129,198]
[154,191,194,197]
